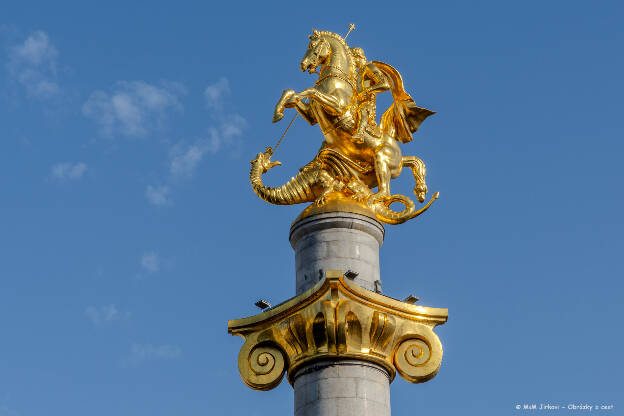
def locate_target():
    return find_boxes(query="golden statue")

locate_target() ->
[250,28,438,224]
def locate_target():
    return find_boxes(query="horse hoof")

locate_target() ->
[272,112,284,123]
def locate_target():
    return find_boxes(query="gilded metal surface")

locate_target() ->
[251,29,439,225]
[228,270,447,391]
[291,192,378,224]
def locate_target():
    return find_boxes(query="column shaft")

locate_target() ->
[290,212,385,295]
[293,360,391,416]
[290,212,389,416]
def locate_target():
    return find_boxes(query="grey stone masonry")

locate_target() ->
[289,212,385,295]
[289,212,390,415]
[293,360,391,416]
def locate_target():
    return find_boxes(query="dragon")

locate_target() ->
[250,147,438,225]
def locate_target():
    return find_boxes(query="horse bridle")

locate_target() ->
[315,64,357,91]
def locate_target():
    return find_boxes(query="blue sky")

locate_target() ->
[1,1,622,415]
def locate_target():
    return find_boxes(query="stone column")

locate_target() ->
[228,209,447,416]
[289,212,391,416]
[289,212,385,295]
[293,360,391,416]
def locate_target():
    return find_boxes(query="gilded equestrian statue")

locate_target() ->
[250,29,438,224]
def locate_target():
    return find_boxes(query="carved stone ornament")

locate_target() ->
[228,271,447,391]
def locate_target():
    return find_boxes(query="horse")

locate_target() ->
[268,29,435,223]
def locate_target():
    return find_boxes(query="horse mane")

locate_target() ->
[318,31,355,76]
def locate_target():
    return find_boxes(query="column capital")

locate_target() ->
[228,271,447,391]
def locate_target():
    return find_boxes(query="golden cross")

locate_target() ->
[344,23,356,39]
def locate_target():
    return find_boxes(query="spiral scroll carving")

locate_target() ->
[394,330,443,383]
[238,343,286,391]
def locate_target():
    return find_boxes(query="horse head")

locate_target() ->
[300,29,331,73]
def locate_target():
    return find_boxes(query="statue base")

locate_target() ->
[292,195,378,225]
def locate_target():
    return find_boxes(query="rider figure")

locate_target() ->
[350,47,391,147]
[348,47,405,203]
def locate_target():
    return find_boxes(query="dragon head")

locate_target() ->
[251,147,282,173]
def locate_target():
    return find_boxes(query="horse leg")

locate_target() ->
[292,99,317,125]
[273,89,295,123]
[369,139,402,202]
[402,156,428,203]
[370,154,392,202]
[296,88,345,116]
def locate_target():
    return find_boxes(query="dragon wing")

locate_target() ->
[373,61,435,143]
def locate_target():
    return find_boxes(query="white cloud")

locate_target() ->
[169,142,206,177]
[50,162,87,181]
[206,113,247,155]
[204,77,230,110]
[11,31,58,66]
[7,30,61,99]
[85,304,119,325]
[220,113,246,139]
[141,251,160,273]
[168,115,246,178]
[168,138,216,178]
[141,77,245,206]
[128,343,181,365]
[82,81,185,137]
[145,185,170,206]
